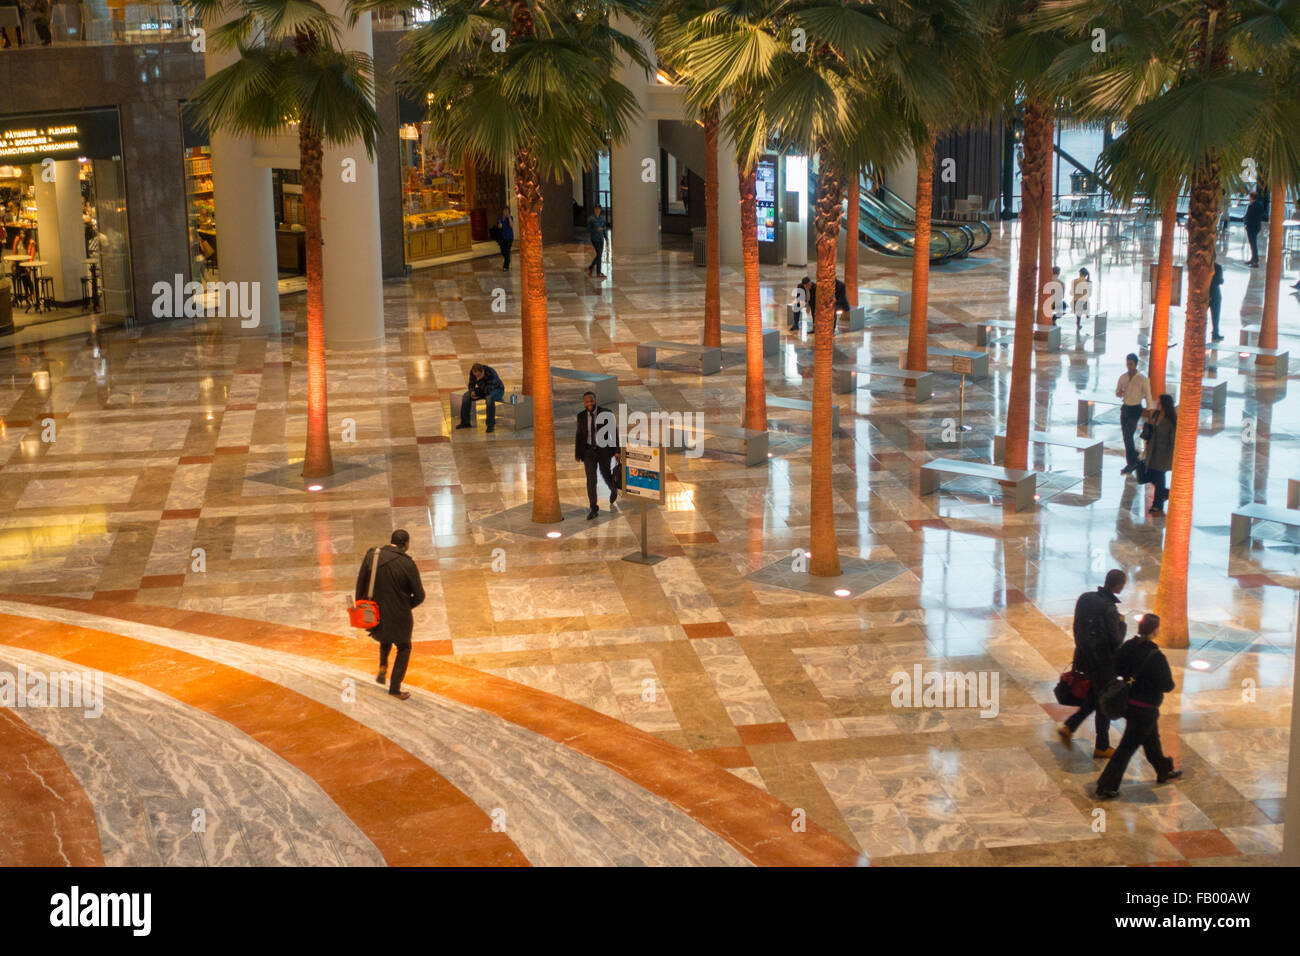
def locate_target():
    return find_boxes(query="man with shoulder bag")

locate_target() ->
[1057,569,1128,758]
[352,529,426,700]
[1096,614,1181,799]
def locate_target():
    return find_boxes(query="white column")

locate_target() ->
[888,151,920,208]
[33,161,84,301]
[610,13,659,256]
[717,126,741,267]
[320,2,384,349]
[205,14,280,335]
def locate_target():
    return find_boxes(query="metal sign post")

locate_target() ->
[621,445,666,565]
[952,355,973,434]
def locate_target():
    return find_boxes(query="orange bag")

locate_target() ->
[348,548,382,628]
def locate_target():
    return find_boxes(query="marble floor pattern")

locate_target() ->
[0,220,1296,865]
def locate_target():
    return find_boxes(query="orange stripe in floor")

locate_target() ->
[0,613,526,867]
[0,707,105,866]
[2,596,862,866]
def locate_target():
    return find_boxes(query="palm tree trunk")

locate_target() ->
[845,175,859,307]
[1004,101,1045,471]
[739,162,766,432]
[809,144,843,577]
[516,147,561,523]
[703,106,721,348]
[1154,158,1219,648]
[299,118,333,479]
[1148,187,1178,395]
[520,252,533,396]
[512,0,535,398]
[1035,110,1054,328]
[906,137,934,372]
[1259,173,1285,355]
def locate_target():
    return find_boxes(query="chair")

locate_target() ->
[980,197,999,221]
[940,196,952,218]
[50,2,81,43]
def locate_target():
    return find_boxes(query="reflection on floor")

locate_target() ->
[0,220,1295,865]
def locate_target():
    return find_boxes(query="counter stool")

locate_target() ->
[80,276,92,308]
[38,276,54,311]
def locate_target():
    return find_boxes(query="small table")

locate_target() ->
[20,260,50,313]
[84,258,101,311]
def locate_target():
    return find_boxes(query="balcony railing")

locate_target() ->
[1,3,199,47]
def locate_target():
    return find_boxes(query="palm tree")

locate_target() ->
[186,0,381,480]
[367,0,648,523]
[726,1,898,576]
[1094,0,1300,645]
[660,0,786,434]
[992,1,1068,471]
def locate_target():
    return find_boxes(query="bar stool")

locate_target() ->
[38,275,55,310]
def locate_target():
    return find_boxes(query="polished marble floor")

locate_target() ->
[0,218,1297,865]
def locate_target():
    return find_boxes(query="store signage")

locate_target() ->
[622,445,664,503]
[756,159,776,243]
[0,109,122,165]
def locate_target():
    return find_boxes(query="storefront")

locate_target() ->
[397,92,505,266]
[0,107,132,335]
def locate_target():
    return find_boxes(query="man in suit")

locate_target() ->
[455,362,505,433]
[354,529,426,700]
[575,390,621,520]
[1058,568,1128,758]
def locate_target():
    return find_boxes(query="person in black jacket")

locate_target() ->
[575,390,621,519]
[455,362,506,433]
[1244,192,1265,267]
[1096,614,1181,798]
[1058,569,1127,758]
[354,529,426,700]
[1208,259,1224,341]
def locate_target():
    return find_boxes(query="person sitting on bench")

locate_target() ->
[455,362,506,433]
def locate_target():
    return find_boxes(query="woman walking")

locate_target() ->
[1071,267,1092,329]
[495,208,514,272]
[1095,614,1180,799]
[1141,394,1176,516]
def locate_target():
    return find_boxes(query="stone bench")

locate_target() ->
[1078,310,1108,336]
[1031,323,1063,350]
[713,323,779,357]
[551,366,619,405]
[1197,378,1228,413]
[861,287,911,315]
[767,394,840,432]
[927,347,989,381]
[1076,393,1123,426]
[993,430,1104,476]
[1289,478,1300,510]
[920,458,1037,512]
[449,391,533,431]
[832,365,933,401]
[1230,502,1300,544]
[672,418,769,467]
[975,319,1017,346]
[1207,342,1289,377]
[785,306,865,333]
[637,340,722,375]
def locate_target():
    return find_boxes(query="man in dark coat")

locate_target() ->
[455,362,505,433]
[1244,192,1265,267]
[354,529,426,700]
[1058,568,1128,757]
[575,390,621,520]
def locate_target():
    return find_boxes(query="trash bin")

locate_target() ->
[692,226,706,267]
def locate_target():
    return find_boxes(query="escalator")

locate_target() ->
[855,179,992,262]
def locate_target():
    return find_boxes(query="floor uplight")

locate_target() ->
[546,531,562,539]
[834,588,851,598]
[307,484,323,492]
[1188,660,1211,671]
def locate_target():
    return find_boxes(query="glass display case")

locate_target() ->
[401,124,472,261]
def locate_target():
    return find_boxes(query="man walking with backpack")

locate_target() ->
[1057,569,1128,758]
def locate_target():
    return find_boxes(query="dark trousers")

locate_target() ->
[1097,703,1173,792]
[1064,689,1112,750]
[588,239,605,273]
[583,449,619,508]
[1209,295,1222,337]
[1149,468,1168,509]
[789,309,802,331]
[379,641,411,694]
[1120,404,1143,468]
[460,386,505,428]
[498,238,512,269]
[1247,227,1260,264]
